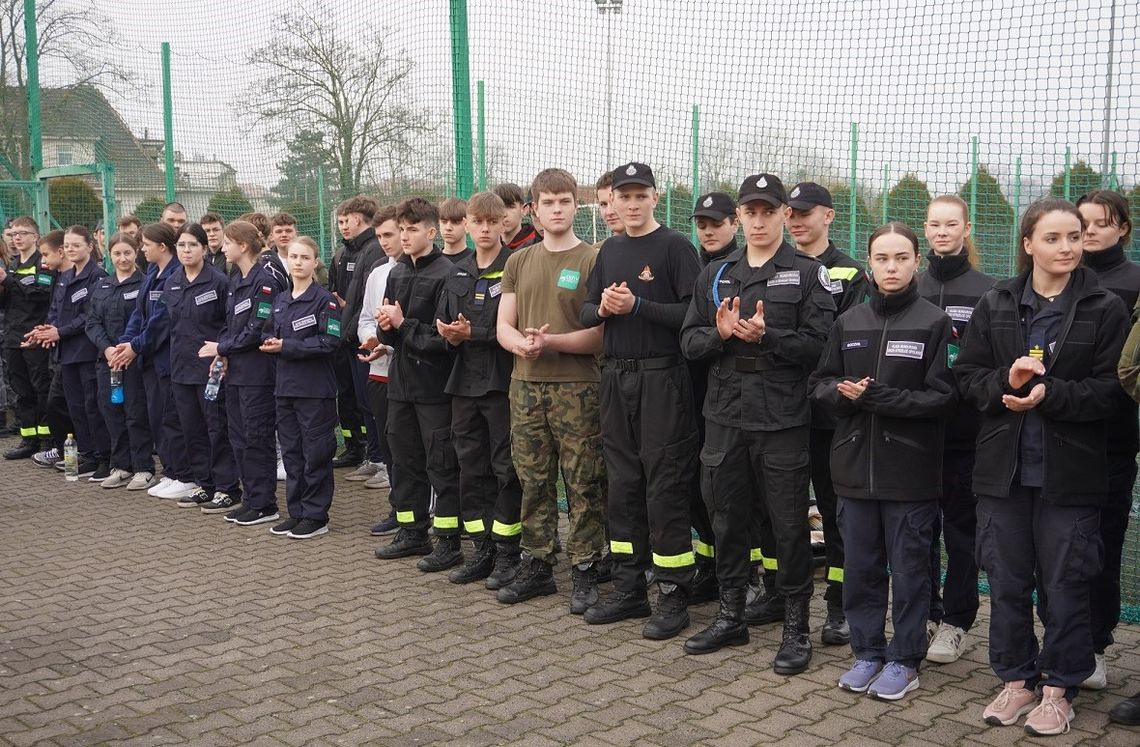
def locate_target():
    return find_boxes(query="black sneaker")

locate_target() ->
[234,507,281,526]
[201,492,242,515]
[223,504,251,522]
[87,462,111,482]
[582,590,652,624]
[271,517,300,535]
[496,556,557,604]
[76,458,98,479]
[569,562,599,615]
[288,518,328,538]
[177,488,213,508]
[370,513,399,536]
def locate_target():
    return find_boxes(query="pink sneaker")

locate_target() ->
[983,680,1037,726]
[1023,686,1074,736]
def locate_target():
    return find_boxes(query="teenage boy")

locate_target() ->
[435,192,523,585]
[200,213,228,273]
[596,171,625,239]
[0,217,53,459]
[328,196,383,469]
[116,215,141,240]
[439,198,473,262]
[494,183,542,250]
[161,202,188,232]
[578,162,701,639]
[495,168,607,610]
[680,174,835,675]
[786,181,868,646]
[374,198,461,567]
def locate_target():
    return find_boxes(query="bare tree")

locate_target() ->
[244,7,432,196]
[0,0,136,176]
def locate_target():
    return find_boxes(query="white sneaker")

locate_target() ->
[926,623,968,663]
[1079,653,1107,690]
[127,471,158,491]
[100,469,133,489]
[155,480,200,500]
[277,460,286,481]
[363,464,390,489]
[147,476,174,497]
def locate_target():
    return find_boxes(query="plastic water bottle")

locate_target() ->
[110,369,124,404]
[204,359,224,401]
[64,434,79,481]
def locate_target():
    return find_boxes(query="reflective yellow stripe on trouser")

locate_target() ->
[395,511,416,525]
[610,540,634,555]
[433,515,459,530]
[653,551,695,569]
[694,540,715,558]
[753,548,778,571]
[36,425,50,436]
[492,520,522,537]
[19,426,37,438]
[464,519,485,534]
[828,567,844,583]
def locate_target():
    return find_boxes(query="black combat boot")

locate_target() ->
[497,554,557,604]
[449,539,495,584]
[745,572,785,625]
[569,561,599,615]
[773,597,812,674]
[690,555,719,604]
[821,598,850,645]
[683,588,749,654]
[485,542,521,590]
[417,535,464,572]
[3,437,38,460]
[583,589,651,624]
[375,527,432,559]
[642,582,690,640]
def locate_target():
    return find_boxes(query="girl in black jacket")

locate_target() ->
[810,222,955,702]
[954,199,1128,736]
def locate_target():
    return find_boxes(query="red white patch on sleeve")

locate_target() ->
[261,286,273,295]
[328,301,338,310]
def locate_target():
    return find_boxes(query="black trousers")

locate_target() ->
[365,378,393,473]
[61,361,109,461]
[387,399,460,534]
[95,359,153,472]
[839,497,936,668]
[170,381,238,494]
[701,422,812,597]
[601,362,698,591]
[277,396,336,520]
[227,383,277,511]
[689,363,716,560]
[349,354,382,462]
[1088,453,1138,653]
[142,365,189,482]
[5,346,51,439]
[45,365,72,452]
[452,391,522,543]
[334,346,363,447]
[810,427,844,605]
[979,487,1100,695]
[929,449,980,630]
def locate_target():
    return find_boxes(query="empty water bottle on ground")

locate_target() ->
[204,359,224,401]
[64,434,78,481]
[110,369,124,404]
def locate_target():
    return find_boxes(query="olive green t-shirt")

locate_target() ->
[501,240,600,383]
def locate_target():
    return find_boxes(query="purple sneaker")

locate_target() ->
[868,661,920,701]
[838,659,884,693]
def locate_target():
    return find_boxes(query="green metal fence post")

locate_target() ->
[1109,152,1119,191]
[317,166,328,262]
[969,136,979,226]
[881,163,889,224]
[666,182,672,229]
[849,122,858,252]
[161,43,175,202]
[448,0,474,198]
[1011,156,1022,277]
[691,104,699,245]
[477,80,486,192]
[24,0,42,177]
[1063,146,1071,201]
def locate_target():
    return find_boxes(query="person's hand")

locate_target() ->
[378,298,404,331]
[715,297,740,340]
[837,376,873,401]
[436,315,472,345]
[36,325,60,346]
[357,346,388,363]
[599,282,635,317]
[198,341,219,358]
[521,324,551,359]
[333,292,346,308]
[1003,382,1046,412]
[732,300,765,343]
[260,337,283,353]
[1009,355,1045,390]
[360,336,379,351]
[110,343,137,369]
[0,266,7,283]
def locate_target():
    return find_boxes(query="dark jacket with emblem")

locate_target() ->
[216,262,284,386]
[1,250,54,348]
[681,240,836,431]
[266,282,341,398]
[86,270,144,359]
[120,260,179,377]
[953,267,1129,505]
[437,247,513,397]
[809,280,956,501]
[332,227,384,347]
[810,242,868,430]
[378,248,456,404]
[163,263,229,385]
[917,252,997,450]
[49,260,108,365]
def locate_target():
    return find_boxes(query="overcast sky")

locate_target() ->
[37,0,1140,201]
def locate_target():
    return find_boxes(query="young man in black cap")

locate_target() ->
[580,162,702,640]
[786,181,869,646]
[680,174,834,674]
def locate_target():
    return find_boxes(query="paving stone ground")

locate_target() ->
[2,436,1139,747]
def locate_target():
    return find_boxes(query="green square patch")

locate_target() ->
[947,343,959,368]
[325,317,341,337]
[36,273,52,286]
[556,269,580,290]
[256,301,271,319]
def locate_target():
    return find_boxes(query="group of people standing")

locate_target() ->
[3,166,1140,737]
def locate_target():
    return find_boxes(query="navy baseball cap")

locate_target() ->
[691,192,736,220]
[788,182,833,210]
[737,173,787,206]
[611,162,656,190]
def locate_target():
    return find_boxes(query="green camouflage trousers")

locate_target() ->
[509,379,607,566]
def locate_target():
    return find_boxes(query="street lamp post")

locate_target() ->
[595,0,623,168]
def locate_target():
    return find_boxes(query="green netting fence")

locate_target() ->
[2,0,1139,618]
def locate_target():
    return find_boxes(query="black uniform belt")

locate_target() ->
[602,354,683,373]
[725,355,774,373]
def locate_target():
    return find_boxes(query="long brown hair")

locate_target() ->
[1016,198,1085,274]
[927,195,979,268]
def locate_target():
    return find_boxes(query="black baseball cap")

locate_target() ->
[611,161,656,190]
[788,182,833,210]
[691,192,736,220]
[737,173,787,206]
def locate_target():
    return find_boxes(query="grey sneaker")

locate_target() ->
[127,471,158,491]
[345,461,381,482]
[201,492,243,514]
[364,465,390,489]
[100,468,134,489]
